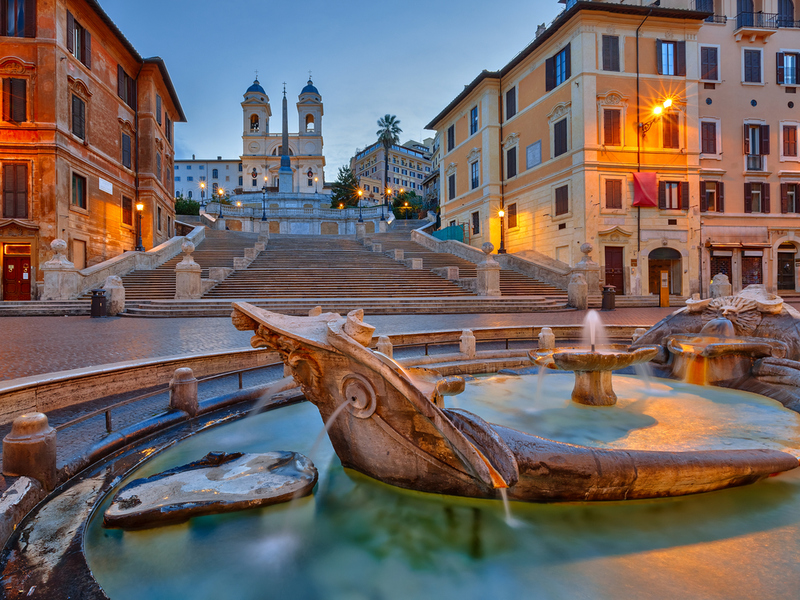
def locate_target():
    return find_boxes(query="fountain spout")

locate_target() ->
[699,316,735,338]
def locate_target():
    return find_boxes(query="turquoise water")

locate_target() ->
[86,376,800,600]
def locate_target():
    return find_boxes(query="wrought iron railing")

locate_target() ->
[693,0,726,22]
[746,155,764,171]
[736,11,778,29]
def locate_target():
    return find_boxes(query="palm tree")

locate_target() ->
[376,114,402,213]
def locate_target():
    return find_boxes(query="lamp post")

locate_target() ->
[386,188,392,219]
[199,182,206,209]
[135,201,144,251]
[498,208,507,254]
[261,185,267,221]
[404,201,409,220]
[217,188,225,220]
[357,189,364,223]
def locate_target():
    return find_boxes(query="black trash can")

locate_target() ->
[90,289,107,318]
[601,285,616,311]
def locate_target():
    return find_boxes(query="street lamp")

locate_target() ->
[498,208,507,254]
[199,182,206,209]
[235,200,242,208]
[386,187,392,219]
[261,185,267,221]
[217,188,225,220]
[135,201,144,251]
[404,201,409,220]
[357,189,364,222]
[640,97,676,135]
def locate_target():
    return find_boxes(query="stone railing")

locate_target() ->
[41,227,206,300]
[206,202,386,220]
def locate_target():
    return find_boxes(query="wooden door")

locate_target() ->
[604,247,624,294]
[778,253,795,290]
[3,256,31,301]
[649,260,671,295]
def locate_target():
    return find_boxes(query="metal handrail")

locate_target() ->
[736,11,778,29]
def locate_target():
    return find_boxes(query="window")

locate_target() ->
[238,163,243,171]
[72,172,86,209]
[782,183,800,213]
[470,106,478,135]
[555,185,569,216]
[238,176,243,186]
[165,114,172,145]
[744,182,770,213]
[744,49,762,83]
[252,179,257,187]
[2,163,27,218]
[157,206,162,231]
[553,118,568,157]
[156,94,162,125]
[744,123,770,170]
[546,44,571,91]
[700,46,719,81]
[250,114,259,132]
[657,40,685,76]
[784,124,798,157]
[2,0,36,37]
[175,176,180,181]
[506,147,517,179]
[448,173,456,200]
[2,78,26,122]
[470,161,479,189]
[122,196,132,226]
[156,152,161,180]
[605,179,622,209]
[121,133,131,169]
[67,12,91,68]
[602,36,620,72]
[471,211,480,235]
[779,0,796,27]
[658,181,688,210]
[117,66,136,109]
[778,52,799,85]
[663,113,679,149]
[212,169,219,179]
[186,165,191,170]
[393,167,399,173]
[700,181,724,212]
[71,94,85,140]
[701,121,717,154]
[187,176,193,182]
[199,165,204,170]
[603,109,621,146]
[507,203,517,228]
[447,125,455,152]
[506,87,516,120]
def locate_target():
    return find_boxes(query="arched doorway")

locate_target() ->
[648,247,682,295]
[778,242,797,290]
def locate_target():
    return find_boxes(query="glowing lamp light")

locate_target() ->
[135,202,144,211]
[653,105,663,116]
[498,209,505,218]
[662,98,673,109]
[236,201,242,207]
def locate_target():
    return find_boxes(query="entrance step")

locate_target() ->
[0,300,91,317]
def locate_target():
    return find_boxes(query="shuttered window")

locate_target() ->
[744,49,761,83]
[471,211,480,235]
[2,0,36,37]
[602,36,620,72]
[507,203,517,229]
[122,196,133,226]
[546,44,571,91]
[156,94,162,125]
[2,78,26,122]
[785,125,798,157]
[448,173,456,200]
[72,172,87,209]
[656,40,685,76]
[71,94,85,140]
[121,133,131,169]
[165,114,172,144]
[700,47,718,80]
[701,121,717,154]
[603,109,621,146]
[2,163,28,218]
[658,181,689,210]
[156,152,162,180]
[66,11,91,68]
[506,147,517,179]
[605,179,622,209]
[663,113,679,149]
[505,88,516,120]
[553,118,568,157]
[781,183,800,213]
[447,125,455,152]
[117,65,136,109]
[700,181,724,212]
[555,185,569,216]
[744,182,770,213]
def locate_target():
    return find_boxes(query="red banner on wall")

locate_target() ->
[633,172,658,207]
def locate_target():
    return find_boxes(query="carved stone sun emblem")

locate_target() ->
[701,296,762,337]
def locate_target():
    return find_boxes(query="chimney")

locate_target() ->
[192,154,195,160]
[536,23,546,38]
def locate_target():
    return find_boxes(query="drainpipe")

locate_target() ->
[133,63,143,249]
[636,9,652,256]
[499,90,505,249]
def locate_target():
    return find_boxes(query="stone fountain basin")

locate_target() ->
[666,335,788,359]
[530,345,659,372]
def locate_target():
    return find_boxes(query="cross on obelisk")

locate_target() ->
[254,69,258,80]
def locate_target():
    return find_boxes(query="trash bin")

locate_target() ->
[90,289,107,318]
[601,285,616,311]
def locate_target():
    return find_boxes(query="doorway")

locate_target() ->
[648,247,682,295]
[604,246,624,294]
[2,244,32,301]
[778,243,796,290]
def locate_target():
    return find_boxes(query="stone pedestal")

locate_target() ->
[567,272,588,310]
[570,243,601,295]
[175,241,202,300]
[259,222,271,236]
[538,327,555,350]
[3,413,56,491]
[355,222,366,240]
[214,216,226,230]
[392,249,404,261]
[378,220,388,233]
[433,266,459,280]
[406,258,423,270]
[460,329,477,358]
[103,275,126,316]
[377,336,393,358]
[41,239,79,300]
[169,367,198,417]
[244,247,257,260]
[476,243,501,296]
[710,274,732,298]
[372,243,382,253]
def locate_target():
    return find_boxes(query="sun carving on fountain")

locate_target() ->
[701,296,762,337]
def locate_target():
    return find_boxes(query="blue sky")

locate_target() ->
[100,0,564,176]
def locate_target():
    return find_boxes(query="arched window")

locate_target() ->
[305,114,315,132]
[188,190,192,199]
[779,0,795,26]
[212,169,218,179]
[250,114,259,132]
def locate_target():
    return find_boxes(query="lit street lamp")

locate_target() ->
[261,185,267,221]
[498,208,506,254]
[357,189,364,223]
[135,201,145,251]
[386,188,392,219]
[404,201,409,220]
[199,182,206,209]
[217,188,225,220]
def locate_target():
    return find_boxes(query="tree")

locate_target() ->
[330,166,361,208]
[175,195,200,216]
[392,190,423,219]
[376,114,402,204]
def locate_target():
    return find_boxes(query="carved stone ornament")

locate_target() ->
[597,91,627,108]
[701,296,762,337]
[67,76,92,99]
[0,219,38,237]
[664,30,675,40]
[445,162,458,176]
[502,132,519,148]
[547,102,571,123]
[467,147,481,163]
[177,240,197,267]
[0,58,34,75]
[44,239,74,269]
[118,118,135,135]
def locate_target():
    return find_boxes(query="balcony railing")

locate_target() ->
[736,12,778,29]
[693,0,726,23]
[746,155,764,171]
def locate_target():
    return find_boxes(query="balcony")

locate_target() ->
[735,12,780,41]
[693,1,726,23]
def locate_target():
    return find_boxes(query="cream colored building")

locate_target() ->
[428,0,800,297]
[351,139,434,205]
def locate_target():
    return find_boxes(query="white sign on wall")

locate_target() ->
[99,178,113,195]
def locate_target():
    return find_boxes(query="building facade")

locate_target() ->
[350,139,433,204]
[0,0,185,301]
[174,157,242,203]
[427,0,800,297]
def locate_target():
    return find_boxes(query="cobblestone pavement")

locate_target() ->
[0,309,683,382]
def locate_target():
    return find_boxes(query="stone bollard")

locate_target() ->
[392,249,404,261]
[258,222,270,236]
[175,241,202,299]
[476,243,501,296]
[372,243,382,253]
[244,247,257,261]
[356,222,366,240]
[169,367,198,417]
[567,272,589,310]
[538,327,556,350]
[631,328,648,344]
[377,336,393,358]
[254,242,266,253]
[3,413,57,492]
[460,329,477,358]
[710,274,732,298]
[41,239,79,300]
[378,220,388,233]
[103,275,126,316]
[406,258,423,270]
